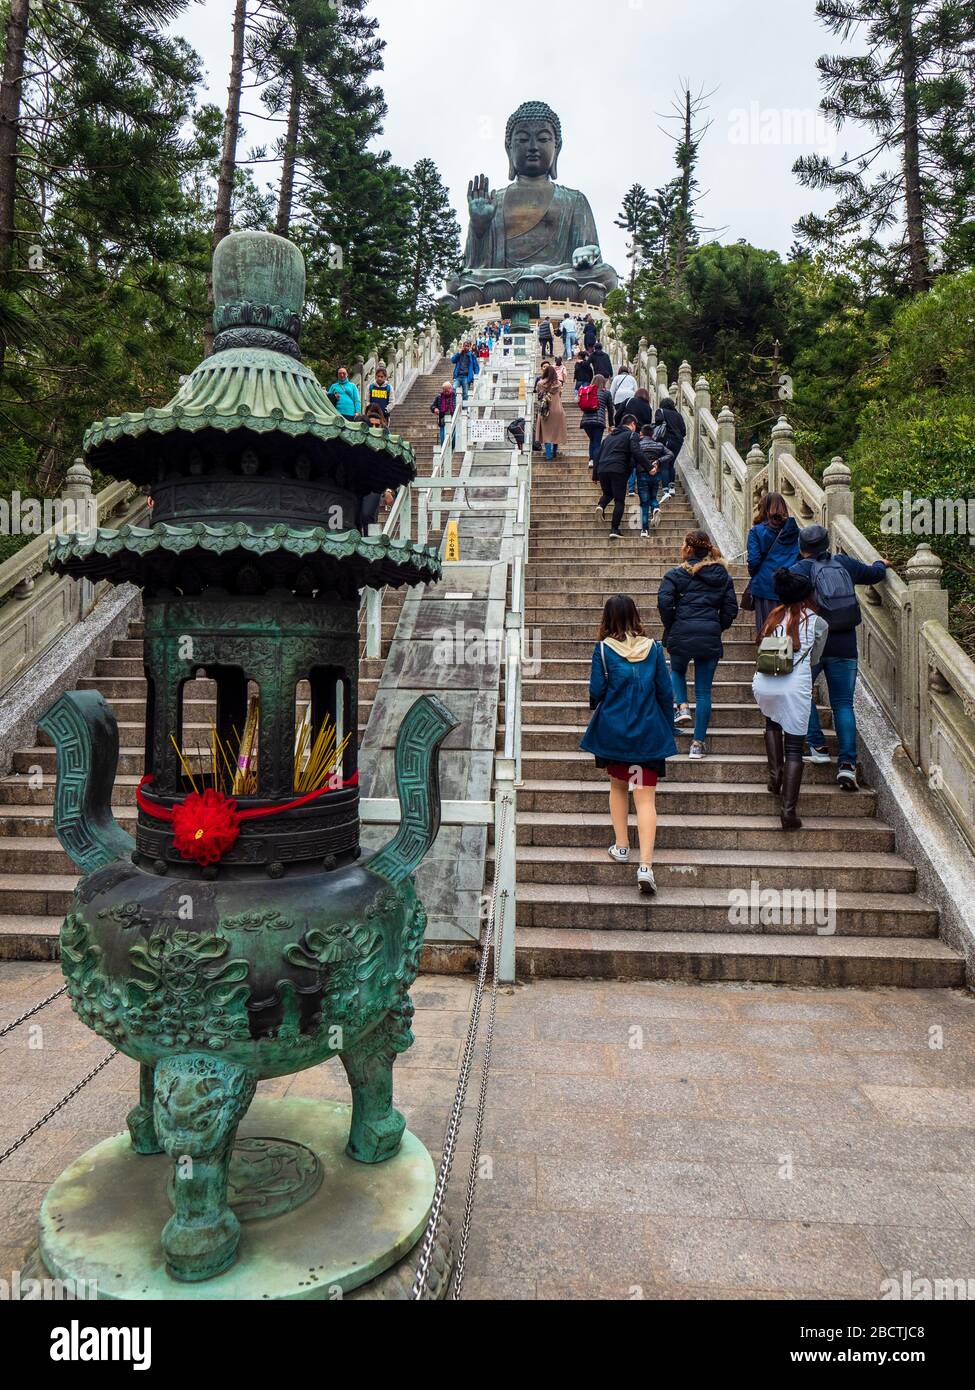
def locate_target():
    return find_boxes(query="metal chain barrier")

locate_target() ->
[0,1050,117,1167]
[0,984,67,1039]
[451,881,505,1299]
[411,792,512,1300]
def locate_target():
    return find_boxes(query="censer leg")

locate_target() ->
[127,1062,163,1155]
[153,1053,257,1283]
[340,1022,406,1165]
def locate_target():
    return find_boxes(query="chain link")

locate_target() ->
[0,984,67,1040]
[451,882,504,1299]
[411,792,511,1300]
[0,1050,117,1167]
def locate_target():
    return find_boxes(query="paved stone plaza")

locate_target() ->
[3,964,975,1300]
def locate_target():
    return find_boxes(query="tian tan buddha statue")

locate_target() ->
[444,100,619,308]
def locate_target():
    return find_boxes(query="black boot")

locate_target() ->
[764,726,784,796]
[780,759,804,831]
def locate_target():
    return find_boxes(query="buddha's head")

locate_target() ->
[506,101,562,181]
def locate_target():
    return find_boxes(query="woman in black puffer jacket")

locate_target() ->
[658,530,739,759]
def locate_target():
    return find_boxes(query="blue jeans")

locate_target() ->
[544,442,559,460]
[582,422,604,465]
[455,376,470,401]
[636,472,659,529]
[627,468,637,494]
[563,332,576,357]
[806,657,859,766]
[670,657,719,743]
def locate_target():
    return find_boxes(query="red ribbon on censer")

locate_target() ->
[136,773,359,867]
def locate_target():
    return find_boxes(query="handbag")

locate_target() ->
[756,636,811,677]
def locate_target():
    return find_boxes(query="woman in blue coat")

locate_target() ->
[580,595,678,896]
[747,493,800,634]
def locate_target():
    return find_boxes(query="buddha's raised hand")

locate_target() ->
[468,175,495,227]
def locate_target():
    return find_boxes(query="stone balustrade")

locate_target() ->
[0,463,147,697]
[621,336,975,855]
[348,321,442,411]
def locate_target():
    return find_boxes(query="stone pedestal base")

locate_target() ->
[35,1097,452,1301]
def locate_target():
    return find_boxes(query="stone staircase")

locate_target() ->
[0,359,454,961]
[493,386,965,988]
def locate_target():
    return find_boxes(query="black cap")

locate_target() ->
[800,523,829,552]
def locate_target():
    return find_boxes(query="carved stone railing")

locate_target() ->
[348,321,443,412]
[0,462,147,696]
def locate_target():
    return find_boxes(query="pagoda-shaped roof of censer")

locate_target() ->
[52,231,441,596]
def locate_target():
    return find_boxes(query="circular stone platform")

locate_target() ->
[38,1098,440,1301]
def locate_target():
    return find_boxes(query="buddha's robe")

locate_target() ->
[451,183,618,296]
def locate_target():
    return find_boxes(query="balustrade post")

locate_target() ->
[823,456,854,534]
[693,377,711,465]
[714,405,736,518]
[678,360,693,403]
[637,338,648,391]
[769,416,794,496]
[901,544,950,769]
[62,458,96,611]
[647,344,658,400]
[745,444,766,544]
[656,361,668,399]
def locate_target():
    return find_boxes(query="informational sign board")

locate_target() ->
[445,521,461,563]
[467,419,506,443]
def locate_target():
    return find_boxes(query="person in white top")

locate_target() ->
[752,568,829,830]
[560,314,578,357]
[611,365,638,410]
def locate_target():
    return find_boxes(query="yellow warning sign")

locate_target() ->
[518,377,526,400]
[445,520,461,563]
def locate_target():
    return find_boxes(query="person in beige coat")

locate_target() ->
[536,360,569,460]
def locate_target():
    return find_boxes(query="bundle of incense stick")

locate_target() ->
[170,698,348,798]
[293,708,352,794]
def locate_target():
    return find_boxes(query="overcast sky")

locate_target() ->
[183,0,846,272]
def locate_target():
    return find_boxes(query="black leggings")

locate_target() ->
[765,718,804,764]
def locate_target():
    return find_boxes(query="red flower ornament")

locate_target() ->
[171,789,241,866]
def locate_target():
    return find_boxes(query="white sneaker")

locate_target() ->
[837,764,859,791]
[608,845,630,864]
[689,740,706,760]
[806,746,831,765]
[674,704,692,727]
[638,866,657,895]
[641,529,649,539]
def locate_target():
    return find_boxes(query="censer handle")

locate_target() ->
[39,691,136,874]
[368,694,459,886]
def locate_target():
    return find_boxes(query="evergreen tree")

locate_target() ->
[0,0,215,483]
[794,0,975,293]
[403,157,461,322]
[614,185,653,307]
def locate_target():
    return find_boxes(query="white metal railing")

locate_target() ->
[360,339,536,980]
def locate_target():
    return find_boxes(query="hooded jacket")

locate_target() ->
[655,397,687,458]
[580,636,678,765]
[747,516,801,601]
[590,349,613,379]
[658,558,740,663]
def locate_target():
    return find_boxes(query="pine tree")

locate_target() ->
[0,0,215,481]
[794,0,975,293]
[403,158,461,322]
[614,185,653,307]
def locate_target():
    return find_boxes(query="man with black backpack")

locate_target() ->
[790,524,891,791]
